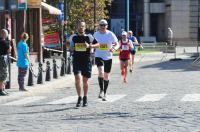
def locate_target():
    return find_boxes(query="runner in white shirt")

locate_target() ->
[94,19,119,101]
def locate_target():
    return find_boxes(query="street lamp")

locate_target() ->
[126,0,129,31]
[198,0,200,57]
[94,0,96,33]
[198,0,200,41]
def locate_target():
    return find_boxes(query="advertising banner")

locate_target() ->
[28,0,41,8]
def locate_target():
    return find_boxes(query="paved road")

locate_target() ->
[1,53,200,132]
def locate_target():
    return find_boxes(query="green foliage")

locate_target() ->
[47,0,112,32]
[69,0,112,31]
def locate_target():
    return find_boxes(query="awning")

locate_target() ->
[41,2,62,15]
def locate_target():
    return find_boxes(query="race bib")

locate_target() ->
[75,43,87,51]
[100,44,108,51]
[122,45,129,50]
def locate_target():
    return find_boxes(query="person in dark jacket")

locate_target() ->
[0,29,11,96]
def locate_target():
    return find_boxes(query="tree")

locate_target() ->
[66,0,112,32]
[46,0,112,32]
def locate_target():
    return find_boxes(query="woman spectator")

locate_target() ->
[17,32,30,91]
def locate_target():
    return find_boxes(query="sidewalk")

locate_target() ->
[8,58,68,90]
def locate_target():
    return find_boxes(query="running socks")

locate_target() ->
[104,80,109,94]
[98,77,104,91]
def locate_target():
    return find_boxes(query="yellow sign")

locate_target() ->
[75,43,87,51]
[100,44,108,51]
[28,0,41,8]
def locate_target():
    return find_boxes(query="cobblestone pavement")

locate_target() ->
[1,53,200,132]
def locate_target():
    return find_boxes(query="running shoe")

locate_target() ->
[0,90,7,96]
[98,90,103,98]
[82,96,88,107]
[102,94,107,101]
[76,96,82,107]
[124,78,127,83]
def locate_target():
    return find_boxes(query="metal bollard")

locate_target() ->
[53,59,58,79]
[45,61,51,81]
[27,63,34,86]
[66,56,72,74]
[37,62,43,84]
[60,58,66,76]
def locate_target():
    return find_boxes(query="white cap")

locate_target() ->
[99,19,108,25]
[122,31,127,36]
[128,31,133,34]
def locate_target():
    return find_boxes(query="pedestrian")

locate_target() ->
[128,30,139,72]
[94,19,119,101]
[0,29,11,96]
[17,32,30,91]
[119,31,134,83]
[70,20,99,107]
[168,27,173,45]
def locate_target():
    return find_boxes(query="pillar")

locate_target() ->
[144,0,150,36]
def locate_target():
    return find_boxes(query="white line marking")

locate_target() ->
[181,94,200,102]
[4,96,46,106]
[46,96,77,105]
[96,94,126,103]
[135,94,167,102]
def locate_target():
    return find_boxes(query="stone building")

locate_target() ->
[110,0,200,43]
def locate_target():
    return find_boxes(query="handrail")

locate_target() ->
[43,47,63,53]
[9,56,17,61]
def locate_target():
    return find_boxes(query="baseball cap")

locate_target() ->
[122,31,127,36]
[99,19,108,25]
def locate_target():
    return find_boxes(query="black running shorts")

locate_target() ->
[73,59,92,78]
[95,57,112,73]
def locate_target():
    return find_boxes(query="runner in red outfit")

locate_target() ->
[119,31,134,83]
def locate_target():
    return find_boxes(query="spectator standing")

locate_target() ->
[17,32,30,91]
[168,27,173,45]
[0,29,11,95]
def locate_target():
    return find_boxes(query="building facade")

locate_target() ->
[110,0,200,43]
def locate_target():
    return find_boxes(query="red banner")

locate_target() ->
[44,32,60,45]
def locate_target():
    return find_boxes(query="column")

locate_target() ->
[144,0,150,36]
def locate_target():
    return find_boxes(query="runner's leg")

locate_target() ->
[75,74,81,97]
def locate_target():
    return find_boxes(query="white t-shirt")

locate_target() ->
[94,30,118,60]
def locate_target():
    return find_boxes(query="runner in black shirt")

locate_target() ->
[70,21,99,107]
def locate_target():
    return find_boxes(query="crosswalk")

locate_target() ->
[1,94,200,106]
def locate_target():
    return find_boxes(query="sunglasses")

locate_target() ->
[100,24,107,27]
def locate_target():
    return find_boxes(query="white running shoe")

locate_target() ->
[102,94,107,101]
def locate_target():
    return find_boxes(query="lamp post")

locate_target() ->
[198,0,200,40]
[63,0,68,73]
[198,0,200,57]
[94,0,96,33]
[126,0,129,31]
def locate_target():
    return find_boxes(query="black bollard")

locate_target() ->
[60,58,65,76]
[37,62,43,84]
[53,59,58,79]
[45,61,51,81]
[66,56,72,74]
[27,64,34,86]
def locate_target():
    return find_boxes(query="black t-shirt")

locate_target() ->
[72,33,97,61]
[0,38,10,55]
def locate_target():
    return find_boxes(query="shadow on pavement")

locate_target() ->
[140,59,200,72]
